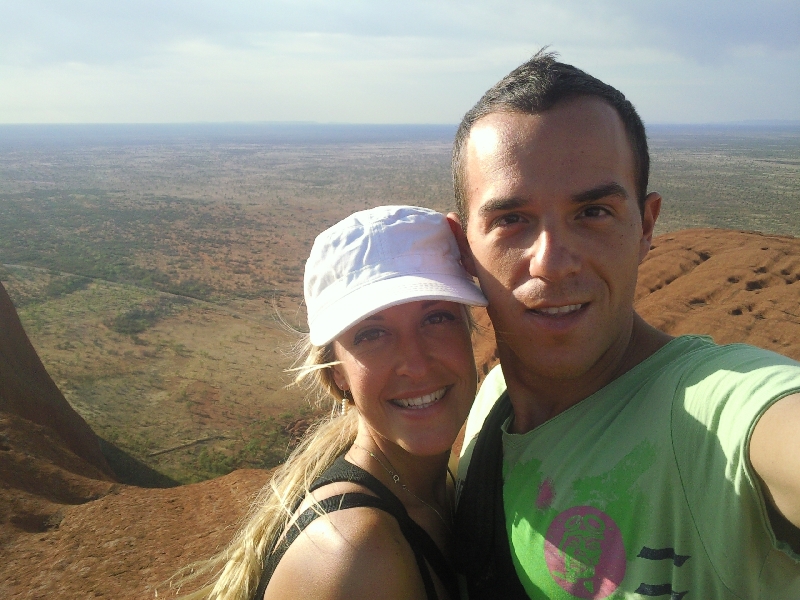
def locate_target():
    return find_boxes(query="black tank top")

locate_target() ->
[254,455,458,600]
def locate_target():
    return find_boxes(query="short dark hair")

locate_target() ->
[452,49,650,224]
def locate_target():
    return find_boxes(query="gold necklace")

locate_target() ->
[351,443,452,532]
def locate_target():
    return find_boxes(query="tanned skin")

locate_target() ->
[448,96,800,529]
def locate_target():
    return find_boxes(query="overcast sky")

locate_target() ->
[1,1,798,125]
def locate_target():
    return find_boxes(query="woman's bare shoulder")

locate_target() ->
[263,505,428,600]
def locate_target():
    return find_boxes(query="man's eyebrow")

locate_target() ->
[571,183,628,204]
[477,197,526,217]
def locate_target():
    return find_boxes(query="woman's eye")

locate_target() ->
[353,328,386,345]
[425,311,456,326]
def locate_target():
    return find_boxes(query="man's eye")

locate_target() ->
[581,206,610,218]
[493,213,523,228]
[425,311,456,326]
[354,328,386,345]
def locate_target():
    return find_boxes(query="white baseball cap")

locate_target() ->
[304,205,487,346]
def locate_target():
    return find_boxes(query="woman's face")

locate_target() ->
[331,300,477,457]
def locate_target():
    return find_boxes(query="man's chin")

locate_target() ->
[498,338,603,382]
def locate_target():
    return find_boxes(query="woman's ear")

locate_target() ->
[332,363,349,392]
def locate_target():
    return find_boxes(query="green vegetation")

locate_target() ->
[1,126,796,486]
[169,407,316,483]
[0,193,224,301]
[193,426,281,479]
[43,275,91,299]
[3,271,94,307]
[649,127,800,237]
[107,296,191,335]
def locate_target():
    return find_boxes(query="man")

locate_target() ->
[449,51,800,599]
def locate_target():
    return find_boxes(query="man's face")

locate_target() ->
[454,97,660,382]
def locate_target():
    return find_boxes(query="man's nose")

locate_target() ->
[526,226,581,281]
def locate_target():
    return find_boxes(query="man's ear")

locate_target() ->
[639,192,662,263]
[447,212,477,277]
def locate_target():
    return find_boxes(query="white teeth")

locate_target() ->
[393,387,447,409]
[535,304,583,315]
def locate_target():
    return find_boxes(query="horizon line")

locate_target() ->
[1,119,799,127]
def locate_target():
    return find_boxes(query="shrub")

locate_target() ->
[43,275,91,299]
[106,296,190,335]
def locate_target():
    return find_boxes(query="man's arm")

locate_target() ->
[750,392,800,529]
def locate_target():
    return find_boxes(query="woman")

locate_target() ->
[176,205,486,600]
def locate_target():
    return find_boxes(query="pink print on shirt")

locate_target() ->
[544,506,626,599]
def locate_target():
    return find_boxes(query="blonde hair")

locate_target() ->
[168,304,478,599]
[168,337,358,600]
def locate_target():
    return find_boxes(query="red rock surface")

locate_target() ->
[0,229,798,598]
[0,282,113,477]
[1,469,269,599]
[636,229,800,360]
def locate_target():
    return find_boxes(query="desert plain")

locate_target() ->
[0,123,798,597]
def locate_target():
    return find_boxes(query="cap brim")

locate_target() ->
[308,274,487,346]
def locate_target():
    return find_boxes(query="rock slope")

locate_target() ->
[1,229,798,598]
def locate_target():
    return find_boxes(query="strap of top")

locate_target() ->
[256,492,395,600]
[311,456,456,598]
[254,455,457,600]
[453,392,529,599]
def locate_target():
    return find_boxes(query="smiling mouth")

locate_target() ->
[530,303,585,316]
[391,387,447,410]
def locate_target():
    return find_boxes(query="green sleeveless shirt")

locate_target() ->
[458,336,800,599]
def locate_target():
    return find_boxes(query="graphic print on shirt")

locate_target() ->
[634,547,690,599]
[544,506,625,598]
[504,441,657,599]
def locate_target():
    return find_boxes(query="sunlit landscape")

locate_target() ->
[1,123,798,483]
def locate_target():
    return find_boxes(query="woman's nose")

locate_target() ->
[394,332,430,379]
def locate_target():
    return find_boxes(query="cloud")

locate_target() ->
[607,0,799,61]
[6,1,796,67]
[0,1,797,123]
[0,31,531,123]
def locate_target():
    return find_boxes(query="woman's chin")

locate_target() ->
[392,433,459,459]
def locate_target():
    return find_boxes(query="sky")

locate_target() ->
[1,1,798,125]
